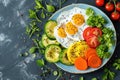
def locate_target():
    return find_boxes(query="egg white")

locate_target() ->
[54,23,75,48]
[54,7,89,48]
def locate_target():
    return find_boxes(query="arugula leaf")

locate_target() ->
[113,59,120,70]
[102,68,115,80]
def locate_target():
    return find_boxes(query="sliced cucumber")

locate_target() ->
[59,49,73,65]
[44,20,57,39]
[45,44,61,63]
[41,34,59,47]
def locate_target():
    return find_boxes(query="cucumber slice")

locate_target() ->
[44,20,57,39]
[59,49,73,65]
[41,34,59,47]
[45,44,61,63]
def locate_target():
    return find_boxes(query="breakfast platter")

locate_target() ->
[41,3,117,74]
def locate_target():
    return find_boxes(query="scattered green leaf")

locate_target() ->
[46,4,55,12]
[36,59,45,67]
[79,76,84,80]
[41,10,45,18]
[91,77,97,80]
[113,58,120,70]
[29,47,37,54]
[102,68,115,80]
[34,0,43,10]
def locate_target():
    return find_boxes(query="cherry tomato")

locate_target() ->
[111,11,120,20]
[86,35,100,48]
[96,0,104,6]
[116,2,120,12]
[105,2,114,12]
[83,27,92,40]
[91,28,102,37]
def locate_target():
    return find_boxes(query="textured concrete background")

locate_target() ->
[0,0,120,80]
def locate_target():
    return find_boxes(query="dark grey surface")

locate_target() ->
[0,0,120,80]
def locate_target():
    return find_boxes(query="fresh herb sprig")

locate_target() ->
[113,58,120,70]
[102,68,115,80]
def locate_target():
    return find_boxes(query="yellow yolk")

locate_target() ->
[72,14,85,26]
[65,22,78,35]
[57,24,67,38]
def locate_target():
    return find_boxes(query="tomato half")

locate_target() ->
[83,27,92,40]
[91,28,102,37]
[86,35,100,48]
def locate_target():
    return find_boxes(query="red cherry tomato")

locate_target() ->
[105,2,114,12]
[116,2,120,12]
[86,35,100,48]
[96,0,104,6]
[111,11,120,20]
[83,27,93,40]
[91,28,102,37]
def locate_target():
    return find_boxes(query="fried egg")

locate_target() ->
[54,23,75,48]
[54,7,88,48]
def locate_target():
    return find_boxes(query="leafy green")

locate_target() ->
[86,15,106,28]
[29,9,41,22]
[91,78,97,80]
[79,76,84,80]
[96,44,110,59]
[46,4,55,12]
[36,59,45,67]
[25,21,41,38]
[102,68,115,80]
[86,7,94,16]
[113,59,120,70]
[29,47,37,54]
[41,10,45,18]
[97,27,114,59]
[34,0,43,10]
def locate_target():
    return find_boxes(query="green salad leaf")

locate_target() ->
[86,15,106,28]
[86,7,94,16]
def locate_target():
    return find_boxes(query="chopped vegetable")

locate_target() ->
[88,55,102,68]
[85,48,97,60]
[74,57,88,70]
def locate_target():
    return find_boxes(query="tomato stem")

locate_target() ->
[113,0,117,11]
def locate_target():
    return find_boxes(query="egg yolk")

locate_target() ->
[57,24,67,38]
[72,14,85,26]
[65,22,78,35]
